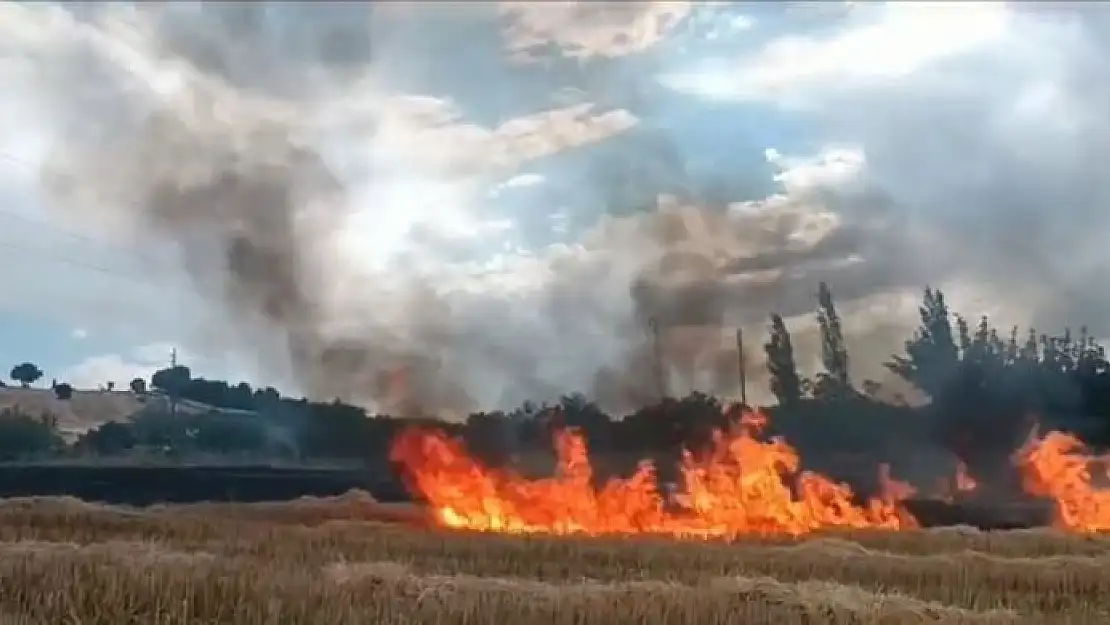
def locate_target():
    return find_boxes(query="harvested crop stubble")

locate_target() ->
[0,542,1024,625]
[0,498,1108,624]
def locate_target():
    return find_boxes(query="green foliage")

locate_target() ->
[151,365,191,396]
[189,411,268,454]
[815,282,851,398]
[53,382,73,400]
[764,314,802,405]
[76,408,276,458]
[886,287,959,399]
[75,421,137,456]
[9,362,43,388]
[0,407,63,461]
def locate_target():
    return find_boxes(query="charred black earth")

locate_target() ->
[0,465,1055,530]
[0,465,411,506]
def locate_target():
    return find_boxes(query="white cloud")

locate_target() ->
[661,2,1110,347]
[503,172,546,189]
[661,2,1009,105]
[765,146,867,195]
[60,342,264,392]
[499,1,693,62]
[363,96,638,177]
[61,344,171,389]
[488,172,546,199]
[70,328,87,340]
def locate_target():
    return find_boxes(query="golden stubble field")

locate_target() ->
[0,493,1108,624]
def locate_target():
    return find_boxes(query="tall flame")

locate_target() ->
[1014,429,1110,532]
[389,408,917,537]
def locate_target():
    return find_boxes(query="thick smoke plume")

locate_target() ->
[1,3,676,416]
[5,3,1110,419]
[3,4,474,415]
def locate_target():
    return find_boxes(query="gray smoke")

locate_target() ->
[5,3,1110,417]
[2,3,479,416]
[2,3,666,416]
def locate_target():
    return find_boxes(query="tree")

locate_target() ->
[815,282,851,396]
[76,421,137,456]
[764,313,802,405]
[253,386,282,408]
[106,381,115,392]
[886,287,960,399]
[0,407,62,460]
[557,393,614,451]
[129,378,147,394]
[151,365,191,395]
[10,362,43,389]
[53,382,73,401]
[151,365,191,418]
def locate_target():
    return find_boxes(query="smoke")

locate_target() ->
[5,3,1110,418]
[0,3,673,416]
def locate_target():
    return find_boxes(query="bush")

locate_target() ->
[53,383,73,401]
[0,407,63,461]
[75,421,138,456]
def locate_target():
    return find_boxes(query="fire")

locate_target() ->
[936,460,979,502]
[389,403,1110,536]
[955,461,978,493]
[390,408,917,537]
[1014,430,1110,532]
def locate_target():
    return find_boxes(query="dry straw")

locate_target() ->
[0,496,1106,624]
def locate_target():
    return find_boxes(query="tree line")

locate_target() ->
[3,283,1110,476]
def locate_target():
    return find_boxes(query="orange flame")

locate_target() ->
[1014,430,1110,532]
[390,408,917,537]
[933,460,979,503]
[955,460,978,493]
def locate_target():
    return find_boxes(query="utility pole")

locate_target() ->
[736,328,747,407]
[649,317,666,400]
[169,347,178,419]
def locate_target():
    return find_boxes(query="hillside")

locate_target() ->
[0,387,254,441]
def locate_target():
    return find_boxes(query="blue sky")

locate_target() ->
[2,2,1110,409]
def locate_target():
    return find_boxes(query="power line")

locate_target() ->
[0,213,174,278]
[0,148,178,286]
[0,206,132,249]
[0,237,170,291]
[0,150,161,251]
[0,149,205,332]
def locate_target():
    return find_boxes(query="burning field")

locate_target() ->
[1,409,1108,623]
[390,406,1110,537]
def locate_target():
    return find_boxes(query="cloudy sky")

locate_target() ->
[0,2,1107,410]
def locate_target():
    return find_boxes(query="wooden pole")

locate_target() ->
[736,328,747,406]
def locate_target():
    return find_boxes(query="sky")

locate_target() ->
[1,2,1109,409]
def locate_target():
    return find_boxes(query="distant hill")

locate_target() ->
[0,387,255,442]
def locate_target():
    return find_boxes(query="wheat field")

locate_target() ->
[0,494,1107,624]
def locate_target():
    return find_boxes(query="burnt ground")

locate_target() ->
[0,463,1054,530]
[0,465,412,506]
